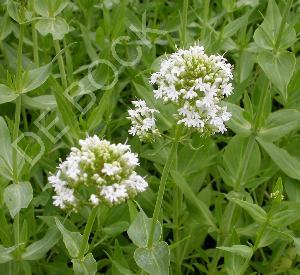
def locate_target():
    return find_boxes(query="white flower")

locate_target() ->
[49,136,148,210]
[127,100,160,142]
[90,194,100,206]
[123,172,148,194]
[100,184,128,204]
[101,162,121,176]
[150,44,234,134]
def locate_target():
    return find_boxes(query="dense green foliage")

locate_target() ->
[0,0,300,274]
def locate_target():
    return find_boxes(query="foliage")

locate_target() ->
[0,0,300,274]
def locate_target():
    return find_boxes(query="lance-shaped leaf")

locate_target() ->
[230,198,267,224]
[22,63,52,93]
[22,227,61,260]
[257,138,300,180]
[171,170,217,231]
[0,245,19,264]
[55,218,84,258]
[0,84,17,104]
[258,109,300,142]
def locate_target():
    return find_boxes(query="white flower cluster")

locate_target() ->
[128,100,160,142]
[48,136,148,210]
[150,45,233,134]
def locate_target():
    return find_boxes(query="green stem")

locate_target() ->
[16,24,24,91]
[53,39,68,89]
[63,37,74,84]
[201,0,210,42]
[181,0,188,47]
[147,126,182,248]
[22,105,28,131]
[12,96,22,181]
[78,207,98,260]
[274,0,293,52]
[32,21,39,67]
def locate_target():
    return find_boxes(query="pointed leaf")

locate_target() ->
[218,245,252,259]
[0,84,17,104]
[171,170,217,230]
[257,138,300,180]
[22,227,61,260]
[258,51,295,101]
[4,182,33,218]
[22,63,52,93]
[230,198,267,223]
[55,218,83,258]
[72,253,97,275]
[134,241,170,275]
[127,210,161,248]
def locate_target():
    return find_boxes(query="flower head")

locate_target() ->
[150,45,233,134]
[127,100,160,142]
[49,136,148,210]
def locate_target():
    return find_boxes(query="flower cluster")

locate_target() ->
[48,136,148,210]
[150,45,233,134]
[128,100,160,142]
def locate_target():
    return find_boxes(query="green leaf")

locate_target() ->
[230,198,267,223]
[285,178,300,202]
[22,95,57,110]
[257,138,300,180]
[0,116,13,175]
[22,227,61,260]
[171,170,217,231]
[127,210,161,248]
[258,109,300,142]
[0,245,18,264]
[55,218,83,258]
[72,253,97,275]
[7,1,32,24]
[22,63,52,93]
[256,226,289,248]
[0,13,12,41]
[222,136,260,187]
[3,182,33,218]
[134,241,170,275]
[253,0,296,50]
[34,0,68,17]
[51,77,80,139]
[258,51,295,101]
[223,10,251,39]
[36,17,69,40]
[218,245,253,259]
[223,103,251,137]
[270,207,300,228]
[0,84,17,104]
[293,238,300,256]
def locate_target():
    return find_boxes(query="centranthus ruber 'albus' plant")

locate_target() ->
[126,44,234,274]
[49,135,148,210]
[150,45,232,134]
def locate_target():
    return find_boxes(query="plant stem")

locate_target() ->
[181,0,188,47]
[32,21,39,67]
[147,125,182,248]
[12,96,22,181]
[274,0,293,52]
[53,39,68,89]
[78,207,98,260]
[16,24,24,90]
[201,0,210,42]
